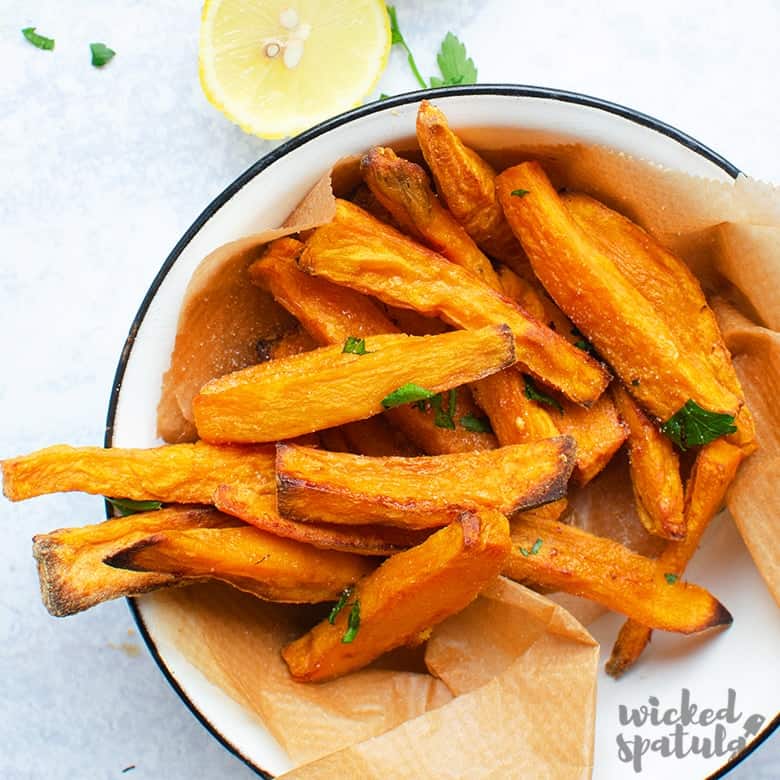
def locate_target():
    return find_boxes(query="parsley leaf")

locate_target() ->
[519,538,543,557]
[660,399,737,451]
[511,189,530,198]
[570,327,596,355]
[22,27,55,51]
[664,573,679,585]
[430,32,477,87]
[328,586,353,624]
[106,497,162,516]
[341,599,361,643]
[523,376,563,414]
[382,383,436,409]
[631,378,641,387]
[342,336,368,355]
[90,42,116,68]
[387,6,427,89]
[460,414,493,433]
[431,389,457,429]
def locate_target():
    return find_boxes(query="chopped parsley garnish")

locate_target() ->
[660,399,737,451]
[460,414,493,433]
[511,189,530,198]
[106,498,162,516]
[387,7,476,90]
[631,378,641,387]
[431,389,457,430]
[381,383,435,409]
[523,376,563,414]
[342,336,368,355]
[328,586,353,624]
[341,599,361,643]
[22,27,55,51]
[90,42,116,68]
[570,327,596,355]
[664,573,679,585]
[519,538,543,557]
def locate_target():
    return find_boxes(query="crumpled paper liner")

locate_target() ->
[152,127,780,778]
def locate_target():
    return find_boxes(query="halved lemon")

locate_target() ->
[199,0,391,139]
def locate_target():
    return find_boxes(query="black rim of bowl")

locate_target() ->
[103,83,776,779]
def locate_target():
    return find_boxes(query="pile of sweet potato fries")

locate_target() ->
[2,101,755,681]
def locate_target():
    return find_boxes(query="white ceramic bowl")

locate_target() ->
[106,85,778,779]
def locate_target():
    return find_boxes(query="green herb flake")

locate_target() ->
[381,382,435,409]
[328,586,353,624]
[22,27,55,51]
[387,6,427,90]
[90,42,116,68]
[429,32,477,87]
[664,573,679,585]
[511,189,530,198]
[342,336,368,355]
[106,497,162,516]
[519,538,543,557]
[431,389,457,430]
[660,399,737,451]
[379,93,390,101]
[341,599,361,643]
[631,379,641,387]
[523,376,563,414]
[460,414,493,433]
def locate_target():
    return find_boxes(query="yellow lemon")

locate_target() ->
[199,0,391,139]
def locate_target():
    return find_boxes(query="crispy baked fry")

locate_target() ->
[251,238,496,453]
[105,524,375,604]
[299,200,609,404]
[496,162,741,421]
[282,508,511,681]
[606,439,743,676]
[32,506,236,616]
[213,485,430,556]
[276,439,576,530]
[416,100,522,263]
[505,514,732,633]
[2,442,275,503]
[612,384,685,539]
[565,192,756,453]
[361,146,501,287]
[193,326,514,444]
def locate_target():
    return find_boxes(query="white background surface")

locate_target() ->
[1,1,777,778]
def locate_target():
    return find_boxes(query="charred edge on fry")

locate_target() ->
[508,436,577,514]
[103,535,167,573]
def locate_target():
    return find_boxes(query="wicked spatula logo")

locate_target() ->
[616,689,765,773]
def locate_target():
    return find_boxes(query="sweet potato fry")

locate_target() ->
[339,417,420,457]
[257,327,318,361]
[213,485,430,556]
[193,326,514,444]
[276,438,576,530]
[496,162,741,421]
[564,192,756,453]
[416,100,523,264]
[606,439,743,676]
[504,515,732,633]
[383,306,450,336]
[105,525,375,604]
[299,200,609,404]
[2,442,275,503]
[612,384,685,539]
[250,237,496,453]
[361,146,501,287]
[282,508,511,681]
[32,506,237,616]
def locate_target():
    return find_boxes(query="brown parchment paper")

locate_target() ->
[153,131,780,778]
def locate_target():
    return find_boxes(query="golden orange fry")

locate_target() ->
[213,485,430,556]
[32,506,237,616]
[564,192,756,452]
[251,238,496,453]
[299,200,609,405]
[2,441,275,503]
[105,524,375,604]
[282,508,511,682]
[276,439,576,530]
[606,439,743,676]
[612,384,685,540]
[496,162,741,421]
[505,514,732,633]
[416,100,523,263]
[338,417,420,457]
